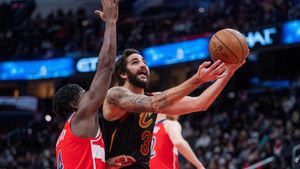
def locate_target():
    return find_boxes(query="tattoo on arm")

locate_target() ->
[106,87,121,105]
[150,92,171,112]
[107,87,172,112]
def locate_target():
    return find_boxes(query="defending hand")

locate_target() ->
[95,0,119,23]
[106,155,136,169]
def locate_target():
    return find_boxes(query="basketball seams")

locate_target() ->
[224,29,244,62]
[214,34,239,63]
[209,35,221,61]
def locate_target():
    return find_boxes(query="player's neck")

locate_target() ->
[124,82,144,94]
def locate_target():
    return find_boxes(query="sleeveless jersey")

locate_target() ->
[56,112,106,169]
[100,111,157,169]
[150,120,179,169]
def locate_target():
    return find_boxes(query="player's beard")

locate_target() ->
[126,69,149,89]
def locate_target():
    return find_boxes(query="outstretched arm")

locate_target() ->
[160,60,246,115]
[166,121,205,169]
[77,0,119,119]
[106,60,226,115]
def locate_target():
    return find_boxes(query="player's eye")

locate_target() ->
[132,60,138,64]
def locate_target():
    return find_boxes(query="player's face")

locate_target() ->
[125,54,150,89]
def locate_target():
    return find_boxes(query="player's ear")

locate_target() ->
[70,100,78,110]
[119,72,127,80]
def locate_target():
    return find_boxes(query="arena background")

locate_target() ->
[0,0,300,168]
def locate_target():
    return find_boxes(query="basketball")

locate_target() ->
[209,28,248,64]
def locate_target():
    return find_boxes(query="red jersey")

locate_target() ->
[150,120,179,169]
[56,112,106,169]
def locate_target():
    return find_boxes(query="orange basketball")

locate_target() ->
[209,28,248,64]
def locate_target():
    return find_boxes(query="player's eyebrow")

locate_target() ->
[130,58,139,62]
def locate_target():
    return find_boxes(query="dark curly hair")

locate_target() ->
[52,83,83,119]
[113,48,141,86]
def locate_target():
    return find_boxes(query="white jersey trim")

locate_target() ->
[90,137,105,169]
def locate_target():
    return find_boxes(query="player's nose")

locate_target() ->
[139,62,147,69]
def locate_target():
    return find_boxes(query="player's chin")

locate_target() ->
[138,76,148,83]
[142,80,150,87]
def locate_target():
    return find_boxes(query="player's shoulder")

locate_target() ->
[108,86,129,93]
[164,120,181,129]
[107,86,132,98]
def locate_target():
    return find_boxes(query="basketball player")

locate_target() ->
[52,0,135,168]
[100,48,247,168]
[150,114,205,169]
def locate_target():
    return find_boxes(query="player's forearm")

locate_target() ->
[154,76,202,113]
[194,73,232,111]
[97,22,117,71]
[86,22,116,109]
[176,140,205,169]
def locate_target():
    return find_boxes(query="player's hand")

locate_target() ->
[218,48,249,78]
[219,59,246,79]
[95,0,119,23]
[106,155,136,169]
[194,60,226,84]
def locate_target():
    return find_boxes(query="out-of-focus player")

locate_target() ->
[52,0,135,168]
[150,114,205,169]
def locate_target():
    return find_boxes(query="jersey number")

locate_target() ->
[140,130,152,155]
[150,136,156,158]
[57,150,64,169]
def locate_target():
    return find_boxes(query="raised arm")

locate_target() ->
[78,0,119,118]
[105,60,225,116]
[160,60,246,115]
[165,121,205,169]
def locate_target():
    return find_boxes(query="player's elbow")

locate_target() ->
[103,59,115,71]
[151,101,169,113]
[201,105,209,111]
[100,53,116,69]
[195,100,210,112]
[156,108,166,114]
[100,63,115,74]
[187,105,207,114]
[173,140,186,148]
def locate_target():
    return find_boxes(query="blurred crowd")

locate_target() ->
[180,87,300,169]
[0,87,299,168]
[0,0,300,61]
[0,118,57,169]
